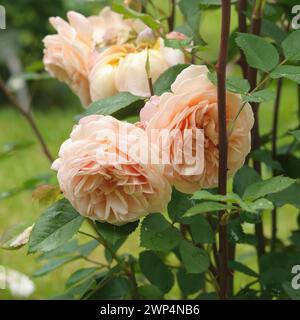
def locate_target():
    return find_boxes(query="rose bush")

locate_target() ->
[2,1,300,302]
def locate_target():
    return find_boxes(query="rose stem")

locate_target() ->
[168,0,176,32]
[0,77,54,163]
[247,0,266,258]
[228,0,249,295]
[237,0,248,78]
[270,78,283,252]
[298,84,300,122]
[216,0,231,300]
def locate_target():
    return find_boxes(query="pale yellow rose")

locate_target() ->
[43,11,94,106]
[52,115,171,225]
[89,45,135,101]
[144,65,254,194]
[89,39,185,99]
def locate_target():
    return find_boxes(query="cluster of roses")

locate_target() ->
[43,7,185,106]
[45,7,254,225]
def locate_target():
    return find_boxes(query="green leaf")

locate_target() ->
[138,284,164,300]
[190,190,254,213]
[229,261,258,278]
[247,198,274,212]
[267,183,300,209]
[139,250,174,293]
[95,220,139,246]
[66,268,99,288]
[87,276,131,300]
[78,92,144,120]
[251,150,283,171]
[277,154,300,179]
[38,239,98,261]
[270,65,300,84]
[208,72,250,94]
[37,240,79,261]
[183,202,234,217]
[140,214,181,252]
[282,30,300,60]
[33,256,79,277]
[112,4,160,30]
[261,19,286,44]
[290,130,300,141]
[243,176,295,200]
[235,33,279,72]
[188,216,214,244]
[177,268,204,295]
[243,90,276,103]
[227,218,246,244]
[233,165,261,197]
[167,188,193,222]
[178,0,206,45]
[28,199,84,253]
[153,64,189,95]
[179,240,209,274]
[164,37,193,49]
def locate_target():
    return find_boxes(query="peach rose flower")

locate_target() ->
[52,115,171,225]
[89,39,185,100]
[43,7,146,107]
[43,11,94,106]
[143,65,254,194]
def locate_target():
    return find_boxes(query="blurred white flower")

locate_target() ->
[0,267,35,298]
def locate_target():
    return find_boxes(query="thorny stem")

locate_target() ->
[81,256,108,268]
[0,77,54,164]
[247,0,266,258]
[168,0,176,32]
[298,84,300,123]
[271,78,283,252]
[216,0,231,300]
[237,0,248,78]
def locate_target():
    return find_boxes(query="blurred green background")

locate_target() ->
[0,0,299,299]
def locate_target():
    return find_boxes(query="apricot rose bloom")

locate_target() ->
[51,115,171,225]
[89,38,185,100]
[43,7,146,106]
[43,11,94,106]
[143,65,254,194]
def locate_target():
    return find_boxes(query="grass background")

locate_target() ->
[0,7,299,299]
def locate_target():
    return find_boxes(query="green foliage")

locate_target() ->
[177,268,205,295]
[243,176,295,201]
[188,216,214,244]
[95,220,139,246]
[179,240,209,274]
[78,92,144,120]
[154,64,189,95]
[139,250,174,293]
[243,89,276,103]
[112,4,161,30]
[270,65,300,84]
[140,213,181,252]
[236,33,279,72]
[282,30,300,60]
[28,199,84,253]
[177,0,206,45]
